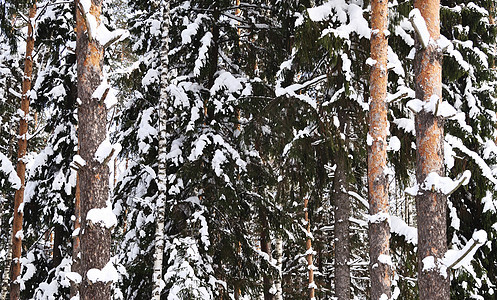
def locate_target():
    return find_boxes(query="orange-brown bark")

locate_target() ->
[413,0,448,297]
[368,0,391,298]
[10,3,36,299]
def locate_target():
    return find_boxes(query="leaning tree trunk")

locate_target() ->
[368,0,392,297]
[10,3,36,299]
[76,0,111,299]
[413,0,449,298]
[334,152,351,300]
[152,0,171,298]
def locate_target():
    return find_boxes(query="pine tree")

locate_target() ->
[10,3,36,299]
[76,0,114,298]
[412,0,449,297]
[368,0,392,297]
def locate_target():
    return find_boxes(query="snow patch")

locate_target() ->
[87,261,118,283]
[86,202,117,229]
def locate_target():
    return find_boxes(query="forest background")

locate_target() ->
[1,0,497,299]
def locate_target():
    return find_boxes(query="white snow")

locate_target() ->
[421,170,471,194]
[387,136,401,152]
[87,261,118,283]
[393,118,415,135]
[15,230,24,240]
[422,256,436,272]
[72,228,80,237]
[388,46,405,76]
[482,191,495,213]
[0,152,21,189]
[65,272,82,284]
[86,202,117,229]
[446,134,497,185]
[94,139,120,164]
[390,215,417,244]
[366,58,377,66]
[366,133,373,146]
[194,32,213,76]
[80,0,91,14]
[92,77,120,110]
[442,230,487,270]
[210,71,243,94]
[95,24,129,48]
[181,14,207,44]
[405,183,419,196]
[367,212,390,224]
[378,254,393,266]
[72,155,86,167]
[409,8,431,48]
[309,1,370,39]
[406,98,424,113]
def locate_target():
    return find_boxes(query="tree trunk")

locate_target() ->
[413,0,449,297]
[1,231,12,299]
[152,1,170,299]
[52,224,63,268]
[304,198,315,299]
[260,209,273,300]
[76,0,111,299]
[334,153,350,300]
[70,174,81,298]
[368,0,392,297]
[275,237,283,300]
[10,3,36,299]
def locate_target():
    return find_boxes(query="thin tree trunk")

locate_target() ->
[1,231,12,299]
[304,198,315,299]
[334,154,350,300]
[76,0,111,298]
[275,237,283,300]
[52,224,63,268]
[260,209,273,300]
[368,0,391,297]
[413,0,448,297]
[10,3,36,299]
[70,174,81,298]
[152,0,170,298]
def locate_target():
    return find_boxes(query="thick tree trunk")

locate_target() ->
[334,154,351,300]
[70,174,81,298]
[10,3,36,299]
[76,0,111,299]
[368,0,391,298]
[304,198,315,299]
[152,1,170,299]
[413,0,448,298]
